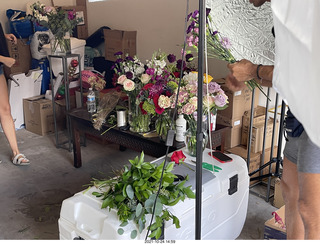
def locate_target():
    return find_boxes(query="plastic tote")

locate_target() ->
[58,148,249,240]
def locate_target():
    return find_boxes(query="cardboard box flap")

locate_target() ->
[265,205,286,233]
[25,95,45,102]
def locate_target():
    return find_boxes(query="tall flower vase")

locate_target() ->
[184,118,208,157]
[155,111,173,142]
[128,95,150,133]
[50,32,71,55]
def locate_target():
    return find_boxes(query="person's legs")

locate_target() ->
[298,172,320,239]
[0,73,28,164]
[281,157,304,239]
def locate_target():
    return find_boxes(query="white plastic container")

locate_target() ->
[43,37,86,77]
[59,148,249,240]
[175,114,186,142]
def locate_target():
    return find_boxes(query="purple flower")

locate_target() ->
[212,31,218,36]
[149,83,163,97]
[221,37,232,49]
[115,58,123,63]
[192,10,199,19]
[167,54,176,63]
[114,51,123,56]
[186,54,193,62]
[125,56,134,62]
[126,71,133,80]
[187,12,192,21]
[214,94,227,107]
[206,8,211,17]
[208,82,221,94]
[68,10,75,20]
[176,59,186,71]
[146,68,155,76]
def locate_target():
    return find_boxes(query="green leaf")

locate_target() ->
[130,230,137,239]
[166,197,180,206]
[165,161,175,172]
[155,227,162,240]
[117,228,124,235]
[92,192,103,197]
[184,187,196,198]
[126,185,134,200]
[101,196,112,209]
[115,194,126,202]
[154,201,163,216]
[138,218,145,233]
[135,203,143,217]
[172,215,181,228]
[120,221,128,227]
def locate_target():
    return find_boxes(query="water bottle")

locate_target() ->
[175,114,186,142]
[87,88,96,113]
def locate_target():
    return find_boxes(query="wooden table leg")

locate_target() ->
[72,121,82,168]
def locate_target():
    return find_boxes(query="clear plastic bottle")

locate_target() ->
[87,88,96,113]
[175,114,186,142]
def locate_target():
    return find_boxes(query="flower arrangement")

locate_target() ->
[170,71,229,156]
[186,8,268,98]
[28,1,82,54]
[113,50,195,135]
[89,152,195,239]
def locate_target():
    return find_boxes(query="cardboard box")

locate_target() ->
[4,38,31,78]
[242,118,279,153]
[264,205,286,240]
[216,79,259,120]
[23,95,54,136]
[273,177,285,208]
[103,29,137,62]
[241,105,266,145]
[217,114,242,149]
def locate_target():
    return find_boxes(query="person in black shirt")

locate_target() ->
[0,23,30,165]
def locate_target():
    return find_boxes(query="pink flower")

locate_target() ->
[117,74,127,85]
[44,6,54,13]
[182,103,196,115]
[123,79,135,91]
[189,96,198,109]
[214,93,228,107]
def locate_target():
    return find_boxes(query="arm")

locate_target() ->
[0,55,16,68]
[225,59,274,91]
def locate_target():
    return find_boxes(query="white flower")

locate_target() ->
[123,79,135,91]
[141,74,151,84]
[117,75,127,85]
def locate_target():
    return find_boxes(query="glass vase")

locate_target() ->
[155,111,172,142]
[50,32,71,55]
[130,113,151,133]
[184,119,208,157]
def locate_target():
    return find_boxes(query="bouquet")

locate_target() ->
[28,1,82,53]
[186,8,268,98]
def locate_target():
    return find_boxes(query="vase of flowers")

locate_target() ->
[170,71,229,156]
[155,110,173,142]
[28,1,82,55]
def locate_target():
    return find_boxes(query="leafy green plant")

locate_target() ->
[89,152,195,239]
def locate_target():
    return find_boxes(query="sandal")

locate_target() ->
[12,154,30,166]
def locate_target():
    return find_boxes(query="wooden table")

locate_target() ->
[68,108,229,168]
[69,108,184,168]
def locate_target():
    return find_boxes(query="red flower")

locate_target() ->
[71,59,79,68]
[171,150,186,165]
[142,83,153,90]
[153,94,164,115]
[173,72,180,78]
[139,102,148,115]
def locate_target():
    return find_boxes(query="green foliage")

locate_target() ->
[90,152,195,239]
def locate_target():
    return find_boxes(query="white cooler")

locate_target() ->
[43,37,86,77]
[59,148,249,240]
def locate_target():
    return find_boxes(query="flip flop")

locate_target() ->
[12,154,30,166]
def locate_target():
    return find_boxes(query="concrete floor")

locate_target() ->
[0,128,278,240]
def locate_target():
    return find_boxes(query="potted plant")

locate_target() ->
[88,151,195,239]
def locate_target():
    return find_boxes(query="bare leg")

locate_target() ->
[298,172,320,239]
[0,74,28,163]
[281,157,304,239]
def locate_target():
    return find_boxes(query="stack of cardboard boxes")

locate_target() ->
[226,105,279,183]
[216,78,258,149]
